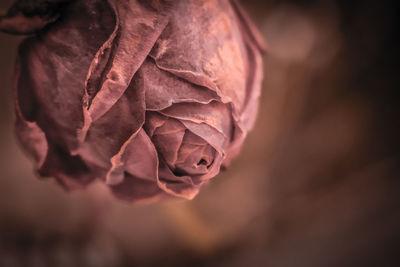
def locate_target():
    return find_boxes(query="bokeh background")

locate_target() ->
[1,0,399,266]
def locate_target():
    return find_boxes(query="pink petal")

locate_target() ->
[141,58,219,111]
[110,173,166,202]
[149,0,249,114]
[160,101,232,137]
[82,0,173,126]
[77,71,146,171]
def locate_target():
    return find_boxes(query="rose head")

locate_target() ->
[1,0,265,201]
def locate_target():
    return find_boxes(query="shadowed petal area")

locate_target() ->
[110,173,166,202]
[0,0,73,34]
[16,0,115,153]
[38,144,97,190]
[13,0,116,189]
[14,48,48,170]
[157,158,200,200]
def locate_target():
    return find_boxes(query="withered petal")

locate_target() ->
[8,0,264,202]
[110,173,166,202]
[151,118,186,168]
[149,0,249,114]
[179,120,229,155]
[157,158,200,200]
[106,129,159,185]
[174,131,216,176]
[77,68,146,170]
[82,0,174,124]
[160,101,232,138]
[15,0,115,153]
[141,58,220,111]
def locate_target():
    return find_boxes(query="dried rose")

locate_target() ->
[1,0,265,201]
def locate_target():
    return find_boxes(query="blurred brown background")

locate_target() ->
[0,0,399,266]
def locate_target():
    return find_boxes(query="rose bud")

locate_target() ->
[2,0,265,201]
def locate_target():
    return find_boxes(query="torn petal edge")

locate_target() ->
[78,0,175,146]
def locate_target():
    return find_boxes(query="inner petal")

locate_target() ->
[174,131,216,176]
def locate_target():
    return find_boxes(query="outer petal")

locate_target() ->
[224,0,265,165]
[109,129,166,202]
[17,0,115,153]
[104,126,159,186]
[110,173,166,202]
[80,0,175,134]
[13,0,117,189]
[14,49,47,170]
[149,0,249,114]
[141,58,220,111]
[77,68,146,179]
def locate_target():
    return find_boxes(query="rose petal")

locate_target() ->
[77,70,146,172]
[180,120,229,155]
[160,101,232,137]
[141,58,220,110]
[223,1,265,165]
[15,0,115,153]
[143,111,168,137]
[14,49,48,169]
[151,118,186,168]
[229,0,267,53]
[38,144,97,190]
[110,173,166,202]
[106,129,159,185]
[157,158,200,200]
[174,131,216,176]
[149,0,249,114]
[82,0,174,125]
